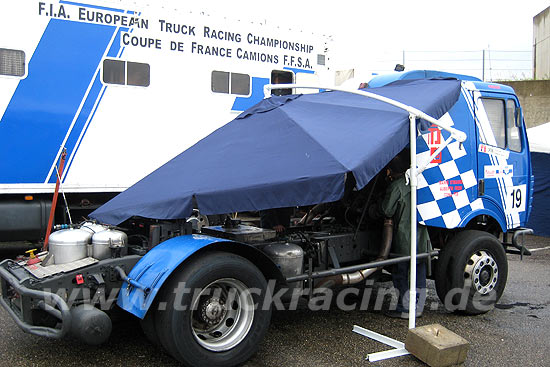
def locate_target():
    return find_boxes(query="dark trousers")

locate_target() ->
[392,261,427,313]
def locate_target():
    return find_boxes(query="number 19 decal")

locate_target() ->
[507,184,526,212]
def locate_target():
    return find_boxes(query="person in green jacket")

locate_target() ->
[380,150,431,319]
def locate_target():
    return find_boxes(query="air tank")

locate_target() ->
[262,242,304,296]
[91,229,128,260]
[48,228,91,264]
[80,221,107,257]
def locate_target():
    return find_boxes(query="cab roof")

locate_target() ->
[368,70,516,94]
[368,70,480,88]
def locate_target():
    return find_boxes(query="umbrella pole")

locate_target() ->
[408,113,418,330]
[351,113,420,362]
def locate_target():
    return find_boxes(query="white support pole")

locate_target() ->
[280,82,470,361]
[352,325,410,362]
[352,325,405,349]
[408,113,418,330]
[368,348,410,362]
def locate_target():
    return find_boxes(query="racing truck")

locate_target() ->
[0,71,533,367]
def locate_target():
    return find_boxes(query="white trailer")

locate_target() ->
[0,0,331,241]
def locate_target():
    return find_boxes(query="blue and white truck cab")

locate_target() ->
[0,70,533,367]
[369,70,532,235]
[366,70,533,314]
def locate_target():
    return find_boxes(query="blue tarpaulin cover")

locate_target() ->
[528,152,550,236]
[91,79,461,225]
[526,123,550,236]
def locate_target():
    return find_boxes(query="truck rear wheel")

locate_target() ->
[435,230,508,315]
[152,251,271,367]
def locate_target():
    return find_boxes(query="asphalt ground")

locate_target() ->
[0,236,549,367]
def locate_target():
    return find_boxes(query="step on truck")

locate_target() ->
[0,68,534,366]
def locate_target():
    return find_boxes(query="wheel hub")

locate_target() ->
[191,278,255,352]
[200,297,226,325]
[479,266,492,286]
[464,250,499,295]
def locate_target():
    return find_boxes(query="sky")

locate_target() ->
[194,0,549,81]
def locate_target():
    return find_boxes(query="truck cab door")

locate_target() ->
[475,92,529,230]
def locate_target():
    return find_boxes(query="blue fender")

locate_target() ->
[117,234,231,319]
[458,197,507,232]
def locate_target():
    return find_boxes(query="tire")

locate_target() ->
[140,308,161,347]
[152,251,272,367]
[435,230,508,315]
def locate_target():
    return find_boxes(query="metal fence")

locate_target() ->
[369,50,533,81]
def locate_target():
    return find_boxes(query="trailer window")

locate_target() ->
[211,71,230,93]
[103,59,150,87]
[231,73,250,95]
[211,71,250,96]
[271,70,293,96]
[0,48,25,77]
[103,59,125,85]
[127,61,150,87]
[506,99,522,152]
[481,98,506,149]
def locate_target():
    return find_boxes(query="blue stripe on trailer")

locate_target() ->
[107,27,128,57]
[63,84,108,180]
[59,72,105,182]
[62,26,128,181]
[0,19,116,184]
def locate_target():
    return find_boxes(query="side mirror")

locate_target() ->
[517,106,523,126]
[394,64,405,72]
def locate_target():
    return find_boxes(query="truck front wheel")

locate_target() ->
[435,230,508,315]
[151,251,271,366]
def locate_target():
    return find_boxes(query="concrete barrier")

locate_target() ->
[500,80,550,128]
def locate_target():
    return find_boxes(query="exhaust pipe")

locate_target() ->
[316,218,393,288]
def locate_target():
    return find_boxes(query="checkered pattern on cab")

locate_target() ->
[415,130,483,229]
